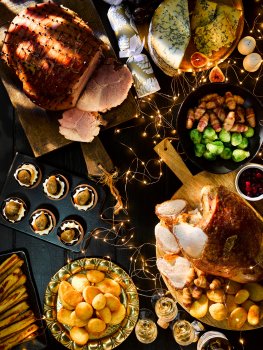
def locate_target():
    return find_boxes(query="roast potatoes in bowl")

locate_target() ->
[176,83,263,174]
[44,258,139,349]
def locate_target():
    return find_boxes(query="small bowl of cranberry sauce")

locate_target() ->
[235,163,263,201]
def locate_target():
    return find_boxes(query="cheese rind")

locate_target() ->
[148,0,190,74]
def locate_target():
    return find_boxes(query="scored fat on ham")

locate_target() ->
[59,108,105,143]
[1,2,104,110]
[77,58,133,112]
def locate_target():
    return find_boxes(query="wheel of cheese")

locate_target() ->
[148,0,191,76]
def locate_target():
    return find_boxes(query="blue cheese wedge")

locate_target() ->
[148,0,190,76]
[191,0,217,31]
[216,4,241,33]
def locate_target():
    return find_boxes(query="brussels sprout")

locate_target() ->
[190,129,202,144]
[232,149,250,162]
[206,141,224,155]
[238,137,249,150]
[203,126,217,140]
[231,132,243,146]
[220,147,232,160]
[243,127,254,138]
[201,137,212,145]
[203,150,217,161]
[219,129,231,143]
[194,143,206,157]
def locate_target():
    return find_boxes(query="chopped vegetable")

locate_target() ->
[206,141,224,155]
[195,143,206,157]
[231,132,243,146]
[203,126,217,140]
[219,129,231,143]
[243,126,254,138]
[190,129,202,144]
[232,149,250,162]
[238,137,249,150]
[220,147,232,160]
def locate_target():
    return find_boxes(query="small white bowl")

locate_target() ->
[235,163,263,201]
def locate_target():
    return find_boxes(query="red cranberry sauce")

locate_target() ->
[238,168,263,198]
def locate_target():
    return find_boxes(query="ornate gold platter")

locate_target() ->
[44,258,139,349]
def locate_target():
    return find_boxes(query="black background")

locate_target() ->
[0,0,262,349]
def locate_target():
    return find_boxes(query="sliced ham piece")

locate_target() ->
[155,223,180,255]
[157,256,192,290]
[155,199,188,229]
[77,58,133,112]
[59,108,105,142]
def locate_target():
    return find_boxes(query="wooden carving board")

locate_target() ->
[0,0,137,173]
[154,139,263,331]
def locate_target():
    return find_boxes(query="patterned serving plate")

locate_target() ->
[43,258,139,349]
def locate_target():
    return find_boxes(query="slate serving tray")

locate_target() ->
[0,153,108,252]
[0,249,47,349]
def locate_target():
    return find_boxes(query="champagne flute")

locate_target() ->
[152,289,178,324]
[135,308,158,344]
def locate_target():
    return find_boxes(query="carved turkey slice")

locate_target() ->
[172,186,263,283]
[155,222,180,255]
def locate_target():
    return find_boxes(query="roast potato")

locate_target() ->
[86,270,105,284]
[96,278,121,297]
[70,327,89,346]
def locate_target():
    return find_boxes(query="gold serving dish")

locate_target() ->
[44,257,139,349]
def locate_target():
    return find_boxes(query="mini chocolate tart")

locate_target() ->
[14,163,41,188]
[2,197,27,223]
[29,209,56,235]
[43,174,69,200]
[57,220,84,246]
[71,185,98,211]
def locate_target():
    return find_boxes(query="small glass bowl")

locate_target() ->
[235,163,263,202]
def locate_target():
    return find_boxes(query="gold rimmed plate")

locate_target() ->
[43,257,139,349]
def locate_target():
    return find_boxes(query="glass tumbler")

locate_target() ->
[172,319,196,346]
[135,308,158,344]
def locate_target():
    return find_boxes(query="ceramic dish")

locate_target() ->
[44,257,139,350]
[235,163,263,201]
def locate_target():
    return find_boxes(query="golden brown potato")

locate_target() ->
[83,286,101,304]
[207,289,225,303]
[228,307,247,329]
[75,302,93,321]
[104,293,121,311]
[96,278,121,297]
[242,300,255,312]
[85,318,106,333]
[57,308,73,327]
[70,311,89,327]
[109,304,126,325]
[96,307,112,324]
[225,294,238,313]
[234,289,250,304]
[247,305,260,326]
[189,295,208,319]
[86,270,105,284]
[92,293,106,311]
[71,274,90,292]
[58,281,83,310]
[244,283,263,302]
[209,303,227,321]
[224,280,241,295]
[70,327,89,346]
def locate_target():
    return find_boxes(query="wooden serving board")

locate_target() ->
[0,0,137,160]
[154,138,263,331]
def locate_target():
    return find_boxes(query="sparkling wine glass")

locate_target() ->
[151,289,178,323]
[135,308,158,344]
[172,319,196,346]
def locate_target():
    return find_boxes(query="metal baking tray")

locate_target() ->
[0,249,47,350]
[0,153,107,252]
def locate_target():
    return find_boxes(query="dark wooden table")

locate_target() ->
[0,0,262,349]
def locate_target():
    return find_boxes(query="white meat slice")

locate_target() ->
[157,256,192,290]
[58,108,103,142]
[173,223,207,259]
[155,199,188,227]
[77,58,133,112]
[155,222,180,254]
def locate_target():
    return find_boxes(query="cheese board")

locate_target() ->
[138,0,244,74]
[154,139,263,330]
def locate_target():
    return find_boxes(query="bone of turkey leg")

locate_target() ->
[77,58,133,112]
[1,3,104,110]
[59,108,104,142]
[156,256,192,289]
[173,185,263,283]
